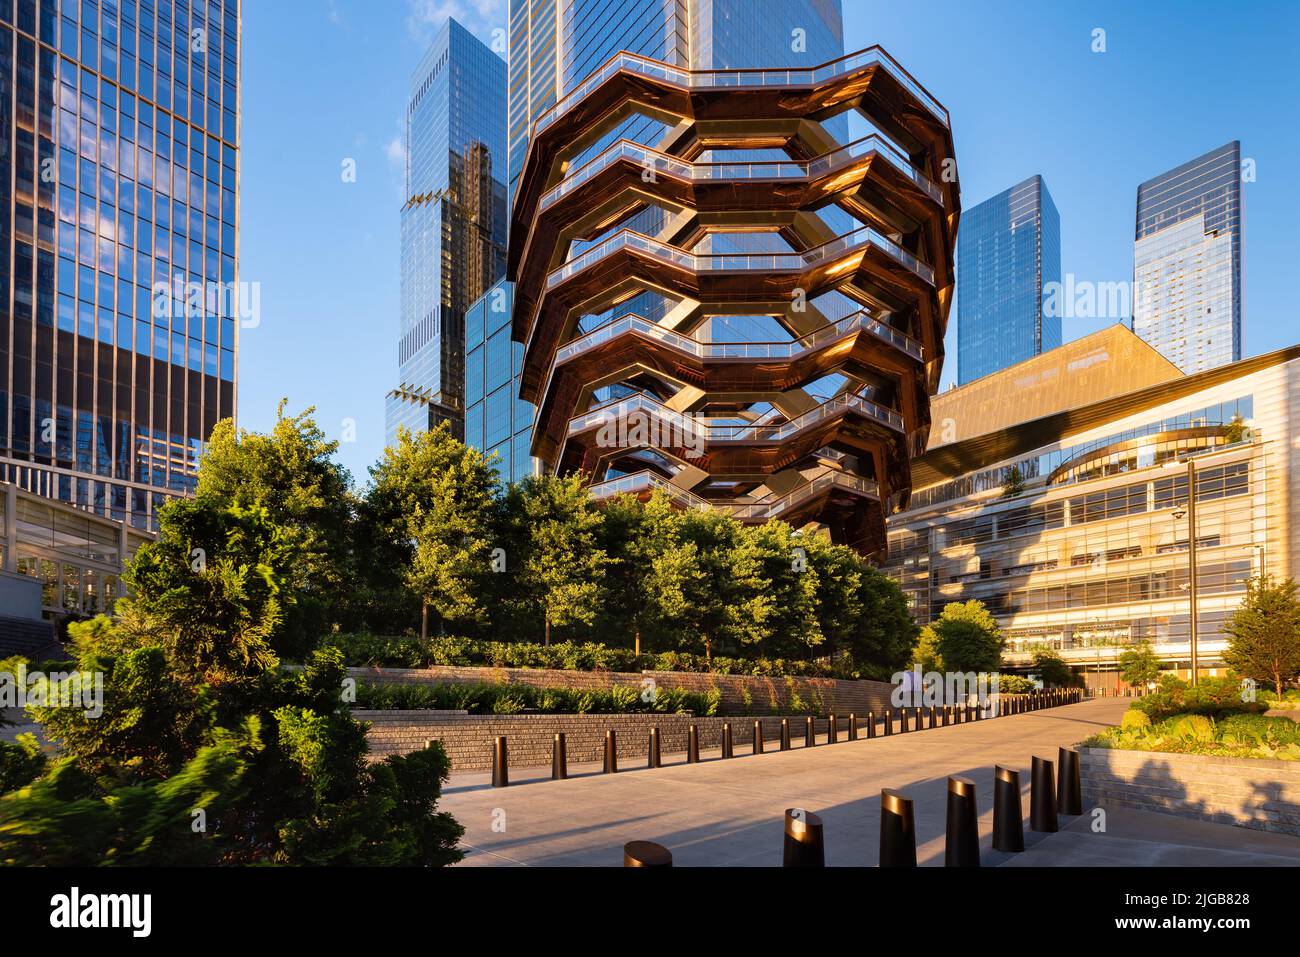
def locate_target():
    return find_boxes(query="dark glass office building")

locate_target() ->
[1133,141,1242,375]
[385,18,506,445]
[1,0,240,533]
[955,175,1061,385]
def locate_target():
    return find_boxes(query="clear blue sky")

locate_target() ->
[238,0,1300,486]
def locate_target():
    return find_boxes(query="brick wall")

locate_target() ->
[1080,746,1300,837]
[344,664,896,716]
[361,710,900,771]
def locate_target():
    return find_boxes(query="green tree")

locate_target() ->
[1031,648,1074,688]
[119,497,289,690]
[673,509,741,660]
[367,425,501,638]
[598,491,690,656]
[1117,639,1162,688]
[195,401,355,650]
[508,474,607,645]
[1223,575,1300,693]
[1000,465,1025,499]
[926,600,1003,674]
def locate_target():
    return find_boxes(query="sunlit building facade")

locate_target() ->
[955,175,1061,385]
[881,325,1299,689]
[0,1,239,537]
[1133,141,1242,375]
[386,18,507,445]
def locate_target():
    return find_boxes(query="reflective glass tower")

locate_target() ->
[1,0,240,532]
[955,175,1061,385]
[1133,141,1242,375]
[386,18,506,445]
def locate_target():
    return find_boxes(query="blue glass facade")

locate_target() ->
[955,175,1061,385]
[1,0,240,531]
[462,277,534,481]
[386,18,506,445]
[1133,141,1242,375]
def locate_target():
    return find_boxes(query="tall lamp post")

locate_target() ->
[1173,457,1199,686]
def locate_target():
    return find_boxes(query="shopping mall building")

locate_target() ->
[879,325,1299,691]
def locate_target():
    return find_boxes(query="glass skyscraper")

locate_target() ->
[386,18,506,445]
[1,0,240,532]
[462,277,535,482]
[1133,141,1242,375]
[955,175,1061,385]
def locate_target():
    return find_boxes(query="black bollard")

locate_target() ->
[753,720,764,755]
[780,718,792,751]
[687,725,700,764]
[783,808,825,867]
[648,727,662,768]
[604,729,618,774]
[942,706,951,726]
[945,776,980,867]
[721,722,733,759]
[900,708,910,733]
[849,713,859,741]
[866,710,876,738]
[624,840,672,867]
[1058,747,1082,815]
[883,709,893,736]
[551,732,568,780]
[492,736,509,788]
[1031,756,1058,832]
[879,789,917,868]
[929,706,937,729]
[992,765,1025,852]
[828,713,838,744]
[805,715,816,747]
[913,707,923,731]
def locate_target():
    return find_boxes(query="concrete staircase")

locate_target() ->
[0,615,61,660]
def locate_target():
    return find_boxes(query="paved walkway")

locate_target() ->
[441,698,1138,866]
[441,697,1300,866]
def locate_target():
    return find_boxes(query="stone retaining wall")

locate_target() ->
[362,710,896,771]
[345,664,896,717]
[1080,746,1300,836]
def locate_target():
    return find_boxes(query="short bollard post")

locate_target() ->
[780,717,792,751]
[828,713,838,744]
[953,704,962,724]
[687,725,700,764]
[929,706,937,729]
[849,713,859,741]
[603,729,618,774]
[900,708,910,733]
[883,709,893,736]
[993,765,1025,852]
[551,732,568,780]
[942,706,951,726]
[624,841,672,867]
[866,711,877,738]
[913,707,923,731]
[753,720,764,755]
[805,715,816,747]
[648,727,662,768]
[945,776,980,867]
[783,808,825,867]
[492,736,509,788]
[966,703,974,722]
[1031,756,1058,832]
[1058,747,1082,815]
[879,789,917,868]
[721,722,733,759]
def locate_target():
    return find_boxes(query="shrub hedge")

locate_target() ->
[355,680,722,717]
[1129,674,1267,723]
[321,633,848,679]
[1086,710,1300,761]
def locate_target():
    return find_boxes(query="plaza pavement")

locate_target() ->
[438,697,1300,867]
